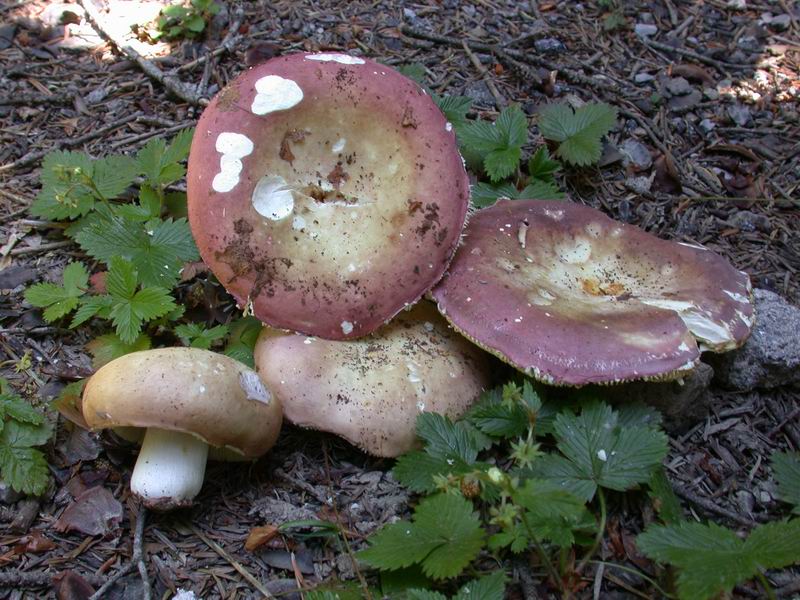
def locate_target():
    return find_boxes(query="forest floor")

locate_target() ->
[0,0,799,599]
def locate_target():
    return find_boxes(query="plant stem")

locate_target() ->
[519,511,563,594]
[756,571,777,600]
[577,487,607,574]
[587,560,676,599]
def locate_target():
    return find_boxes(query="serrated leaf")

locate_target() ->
[638,519,800,600]
[616,403,663,430]
[471,182,519,209]
[92,155,139,199]
[0,444,49,495]
[0,393,44,426]
[466,387,528,439]
[76,214,198,287]
[773,452,800,513]
[484,147,521,182]
[31,151,96,220]
[393,451,469,493]
[110,286,175,343]
[519,178,564,200]
[539,102,618,166]
[175,323,229,349]
[513,479,595,547]
[157,162,186,186]
[359,493,484,580]
[223,342,254,367]
[136,137,168,185]
[86,333,151,368]
[435,95,473,128]
[397,63,427,86]
[70,295,115,328]
[495,105,528,148]
[162,127,194,166]
[532,402,667,500]
[453,571,506,600]
[458,120,503,154]
[416,413,479,465]
[24,263,89,322]
[106,257,138,299]
[527,146,561,180]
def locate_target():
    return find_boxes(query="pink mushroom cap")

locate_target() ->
[187,53,469,340]
[431,199,754,386]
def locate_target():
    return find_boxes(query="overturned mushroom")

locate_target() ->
[431,199,754,386]
[187,53,470,340]
[81,348,282,510]
[253,303,491,457]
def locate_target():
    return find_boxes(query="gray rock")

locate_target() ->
[634,72,655,84]
[727,210,771,233]
[634,23,658,37]
[769,14,792,31]
[621,139,653,170]
[463,80,495,107]
[534,38,566,54]
[0,479,23,504]
[666,77,693,96]
[597,363,714,433]
[668,89,702,111]
[727,104,752,126]
[699,118,716,133]
[710,289,800,391]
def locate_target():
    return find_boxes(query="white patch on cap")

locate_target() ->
[340,321,354,335]
[239,371,271,404]
[212,132,254,193]
[332,138,347,153]
[306,53,365,65]
[445,122,453,132]
[252,175,294,220]
[251,76,303,115]
[292,215,306,230]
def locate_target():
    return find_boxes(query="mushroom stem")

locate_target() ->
[130,428,209,510]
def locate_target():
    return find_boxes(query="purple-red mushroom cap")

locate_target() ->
[253,302,492,457]
[431,199,754,386]
[187,52,470,340]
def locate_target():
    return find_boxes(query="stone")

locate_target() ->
[0,479,23,504]
[699,118,716,133]
[769,14,791,31]
[634,72,655,84]
[666,77,693,96]
[667,89,702,111]
[620,139,653,170]
[463,80,495,107]
[728,210,771,233]
[534,38,566,54]
[709,289,800,391]
[728,104,752,126]
[594,363,715,433]
[634,23,658,37]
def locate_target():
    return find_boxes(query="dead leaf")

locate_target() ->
[671,63,715,86]
[55,486,123,536]
[89,271,106,294]
[180,261,209,282]
[14,531,56,555]
[245,524,280,552]
[53,571,95,600]
[652,153,682,194]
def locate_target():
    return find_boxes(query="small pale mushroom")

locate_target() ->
[431,199,754,386]
[253,303,492,457]
[187,52,470,340]
[81,348,282,510]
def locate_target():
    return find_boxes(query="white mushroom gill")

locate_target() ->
[639,298,734,348]
[130,428,209,508]
[251,75,303,116]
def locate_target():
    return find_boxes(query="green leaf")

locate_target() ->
[137,137,168,185]
[527,147,561,180]
[397,63,427,86]
[484,146,521,182]
[638,519,800,600]
[538,102,618,166]
[393,451,467,493]
[70,295,115,328]
[513,479,595,547]
[86,333,151,368]
[92,155,139,199]
[773,451,800,513]
[471,182,519,209]
[359,493,484,580]
[0,393,44,426]
[416,412,479,465]
[435,95,473,129]
[453,571,506,600]
[0,419,53,495]
[76,214,198,287]
[616,404,663,430]
[466,387,528,439]
[532,401,668,500]
[175,323,229,349]
[162,127,195,166]
[495,104,528,149]
[185,13,206,32]
[110,286,176,343]
[647,467,683,524]
[31,151,96,219]
[519,179,564,200]
[406,591,447,600]
[106,257,138,299]
[24,262,89,322]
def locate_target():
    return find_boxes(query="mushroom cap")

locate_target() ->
[82,348,282,458]
[253,302,492,457]
[187,53,470,340]
[431,199,754,386]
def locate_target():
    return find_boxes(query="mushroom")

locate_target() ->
[431,199,754,386]
[81,348,282,510]
[253,302,492,457]
[187,52,470,340]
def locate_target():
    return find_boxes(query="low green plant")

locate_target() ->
[24,130,253,368]
[637,451,800,600]
[0,379,51,495]
[154,0,221,40]
[359,381,670,597]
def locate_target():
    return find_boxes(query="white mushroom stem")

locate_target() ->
[130,428,209,509]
